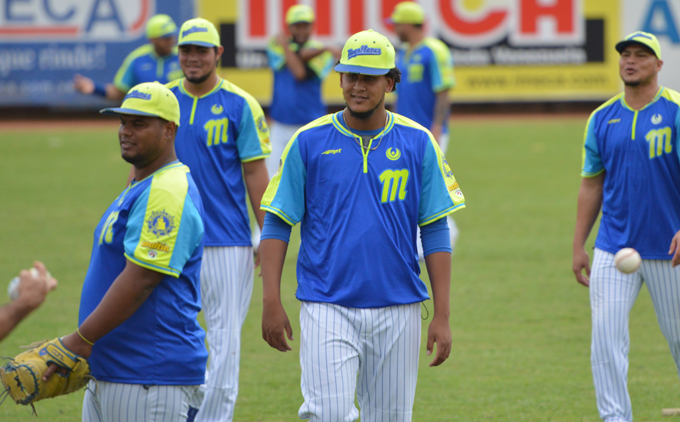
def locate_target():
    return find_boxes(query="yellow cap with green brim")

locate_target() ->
[616,31,662,60]
[177,18,220,48]
[387,1,425,25]
[146,14,177,39]
[334,29,395,75]
[100,82,180,127]
[286,5,315,25]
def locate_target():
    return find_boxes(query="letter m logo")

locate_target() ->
[379,169,409,203]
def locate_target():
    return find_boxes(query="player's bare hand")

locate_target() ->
[669,230,680,267]
[572,247,591,287]
[73,74,95,95]
[16,261,57,312]
[426,314,451,367]
[262,300,293,352]
[275,33,289,47]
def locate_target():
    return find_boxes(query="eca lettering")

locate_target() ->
[204,118,229,146]
[379,169,409,203]
[1,0,149,38]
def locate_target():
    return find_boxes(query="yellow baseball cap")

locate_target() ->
[616,31,662,59]
[177,18,220,48]
[334,30,395,75]
[387,1,425,25]
[100,82,180,126]
[286,5,315,25]
[146,14,177,39]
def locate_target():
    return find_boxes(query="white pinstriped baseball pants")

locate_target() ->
[298,302,421,422]
[194,246,254,422]
[82,380,200,422]
[590,248,680,422]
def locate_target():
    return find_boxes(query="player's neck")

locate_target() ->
[343,107,388,132]
[183,72,221,97]
[624,79,660,110]
[134,150,178,181]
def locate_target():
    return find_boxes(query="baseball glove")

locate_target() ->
[0,338,91,408]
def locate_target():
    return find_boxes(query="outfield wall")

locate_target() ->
[2,0,680,108]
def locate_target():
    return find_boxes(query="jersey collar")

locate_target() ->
[179,77,224,99]
[620,86,665,111]
[331,111,395,140]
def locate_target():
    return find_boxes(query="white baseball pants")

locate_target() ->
[194,246,254,422]
[82,380,199,422]
[298,301,421,422]
[590,248,680,422]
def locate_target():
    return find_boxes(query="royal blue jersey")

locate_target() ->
[79,161,207,384]
[113,44,182,92]
[395,38,455,131]
[582,87,680,259]
[267,38,334,125]
[167,78,271,246]
[261,111,465,308]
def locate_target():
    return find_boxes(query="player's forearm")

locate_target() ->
[424,251,452,319]
[282,44,308,80]
[299,48,324,61]
[260,238,288,304]
[105,84,127,101]
[0,302,33,342]
[243,159,270,229]
[77,260,163,351]
[573,174,604,250]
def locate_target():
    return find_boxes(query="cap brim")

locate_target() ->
[177,40,218,47]
[287,19,314,25]
[616,40,657,56]
[100,108,161,118]
[334,64,390,75]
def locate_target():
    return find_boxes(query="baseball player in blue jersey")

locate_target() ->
[573,32,680,422]
[168,18,271,422]
[74,14,182,101]
[260,29,465,422]
[43,82,207,421]
[265,4,338,178]
[389,1,458,259]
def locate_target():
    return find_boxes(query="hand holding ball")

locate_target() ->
[614,248,641,274]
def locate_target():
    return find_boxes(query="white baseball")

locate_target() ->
[614,248,642,274]
[7,267,54,300]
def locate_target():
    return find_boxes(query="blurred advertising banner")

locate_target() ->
[0,0,194,107]
[623,0,680,91]
[208,0,621,104]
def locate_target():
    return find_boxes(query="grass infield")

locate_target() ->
[0,117,678,421]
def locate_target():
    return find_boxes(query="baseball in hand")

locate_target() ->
[614,248,641,274]
[7,267,55,300]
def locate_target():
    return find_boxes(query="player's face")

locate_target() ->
[118,115,171,167]
[619,44,662,87]
[340,73,394,119]
[179,44,223,84]
[289,22,313,44]
[393,23,410,43]
[151,36,176,57]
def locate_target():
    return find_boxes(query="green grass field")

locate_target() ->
[1,117,678,421]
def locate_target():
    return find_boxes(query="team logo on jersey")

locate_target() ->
[211,104,224,115]
[148,250,158,259]
[142,241,170,252]
[322,149,342,155]
[146,210,175,238]
[386,148,401,161]
[257,116,269,136]
[608,118,620,124]
[652,114,663,125]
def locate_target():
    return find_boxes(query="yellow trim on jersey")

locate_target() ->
[620,87,664,140]
[420,204,465,226]
[260,205,296,226]
[661,86,680,104]
[131,162,190,278]
[241,154,268,163]
[581,93,623,175]
[219,79,271,150]
[113,44,155,91]
[330,111,395,173]
[176,78,224,125]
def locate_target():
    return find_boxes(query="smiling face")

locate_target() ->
[118,115,173,168]
[340,72,395,120]
[619,44,662,87]
[179,44,223,84]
